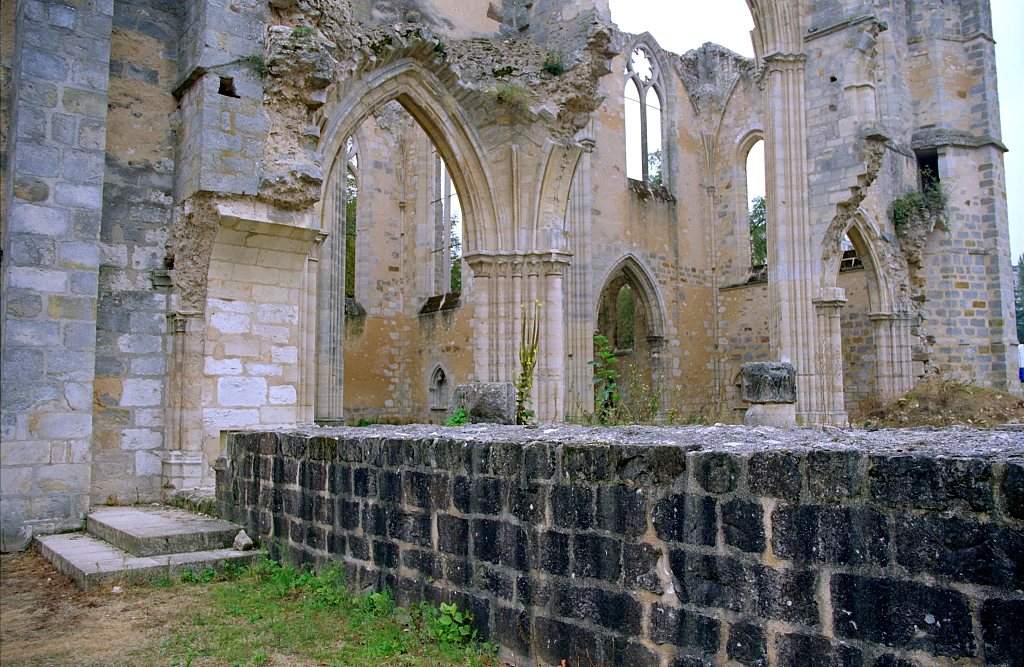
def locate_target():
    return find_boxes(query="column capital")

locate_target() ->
[813,287,847,308]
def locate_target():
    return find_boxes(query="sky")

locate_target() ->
[608,0,1023,261]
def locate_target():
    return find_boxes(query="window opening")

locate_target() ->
[839,234,863,272]
[916,150,940,188]
[624,46,665,186]
[616,284,636,351]
[431,150,463,296]
[343,137,358,300]
[745,139,767,271]
[217,76,239,98]
[429,367,450,410]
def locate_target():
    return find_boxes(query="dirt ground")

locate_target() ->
[0,549,201,667]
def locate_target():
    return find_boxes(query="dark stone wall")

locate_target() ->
[217,426,1024,667]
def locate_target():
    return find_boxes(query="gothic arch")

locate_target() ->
[820,209,896,315]
[318,59,501,254]
[595,254,668,340]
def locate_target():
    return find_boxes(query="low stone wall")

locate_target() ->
[216,425,1024,667]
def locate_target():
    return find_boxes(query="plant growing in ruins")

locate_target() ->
[889,168,947,233]
[445,408,468,426]
[543,51,566,76]
[423,601,479,645]
[749,195,767,267]
[515,302,542,424]
[591,333,620,424]
[240,54,268,78]
[493,83,531,115]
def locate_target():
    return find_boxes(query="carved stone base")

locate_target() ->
[163,451,206,492]
[744,403,797,428]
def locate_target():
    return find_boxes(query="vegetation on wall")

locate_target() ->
[345,171,358,299]
[749,195,767,267]
[889,169,946,233]
[592,333,620,424]
[542,51,565,76]
[515,302,542,424]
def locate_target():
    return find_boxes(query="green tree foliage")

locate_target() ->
[749,195,767,267]
[450,213,462,294]
[648,150,663,188]
[345,171,358,299]
[615,285,635,350]
[591,333,620,424]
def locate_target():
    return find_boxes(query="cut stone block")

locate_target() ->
[86,505,241,556]
[450,382,517,424]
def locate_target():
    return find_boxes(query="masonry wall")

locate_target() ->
[1,0,114,551]
[90,0,181,506]
[219,426,1024,667]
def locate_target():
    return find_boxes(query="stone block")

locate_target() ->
[722,498,765,553]
[550,484,593,530]
[869,456,994,511]
[694,452,739,493]
[772,505,888,565]
[32,413,92,440]
[740,362,796,403]
[744,403,796,428]
[571,533,621,581]
[8,266,68,293]
[61,88,106,118]
[652,493,716,545]
[747,451,802,500]
[121,379,162,406]
[649,603,720,652]
[774,634,860,667]
[894,514,1022,587]
[268,385,297,405]
[449,382,516,424]
[831,574,975,657]
[980,598,1024,665]
[728,622,767,667]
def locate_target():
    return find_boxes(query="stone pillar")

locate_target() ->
[763,53,828,425]
[163,312,206,491]
[869,312,916,402]
[540,254,570,422]
[647,336,667,418]
[466,252,570,422]
[0,0,113,551]
[315,179,345,424]
[813,288,848,427]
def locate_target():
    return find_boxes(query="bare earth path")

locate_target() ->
[0,549,204,667]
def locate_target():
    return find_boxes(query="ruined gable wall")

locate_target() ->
[586,41,718,416]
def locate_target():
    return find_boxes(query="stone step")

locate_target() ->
[86,505,241,556]
[36,532,263,590]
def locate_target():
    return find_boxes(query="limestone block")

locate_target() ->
[271,346,298,364]
[740,362,797,404]
[120,428,162,451]
[269,385,297,405]
[450,383,517,424]
[210,311,251,334]
[204,358,243,375]
[121,379,163,407]
[217,377,267,407]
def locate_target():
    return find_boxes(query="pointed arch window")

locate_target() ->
[624,46,665,186]
[343,136,359,300]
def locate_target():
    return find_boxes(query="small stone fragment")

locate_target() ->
[233,529,254,551]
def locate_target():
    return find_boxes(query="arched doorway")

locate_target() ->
[314,63,499,424]
[594,256,667,421]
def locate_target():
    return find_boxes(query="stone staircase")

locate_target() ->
[37,505,263,590]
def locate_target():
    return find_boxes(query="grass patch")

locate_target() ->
[152,559,498,667]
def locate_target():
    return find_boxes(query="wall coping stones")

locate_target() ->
[220,423,1024,461]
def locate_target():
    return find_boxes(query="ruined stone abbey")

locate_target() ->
[1,0,1019,551]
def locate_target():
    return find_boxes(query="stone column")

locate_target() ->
[0,0,113,551]
[870,312,915,402]
[540,254,570,422]
[763,53,828,424]
[163,312,206,491]
[813,288,848,426]
[315,177,345,424]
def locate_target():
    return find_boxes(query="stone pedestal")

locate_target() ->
[740,362,797,428]
[450,383,517,424]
